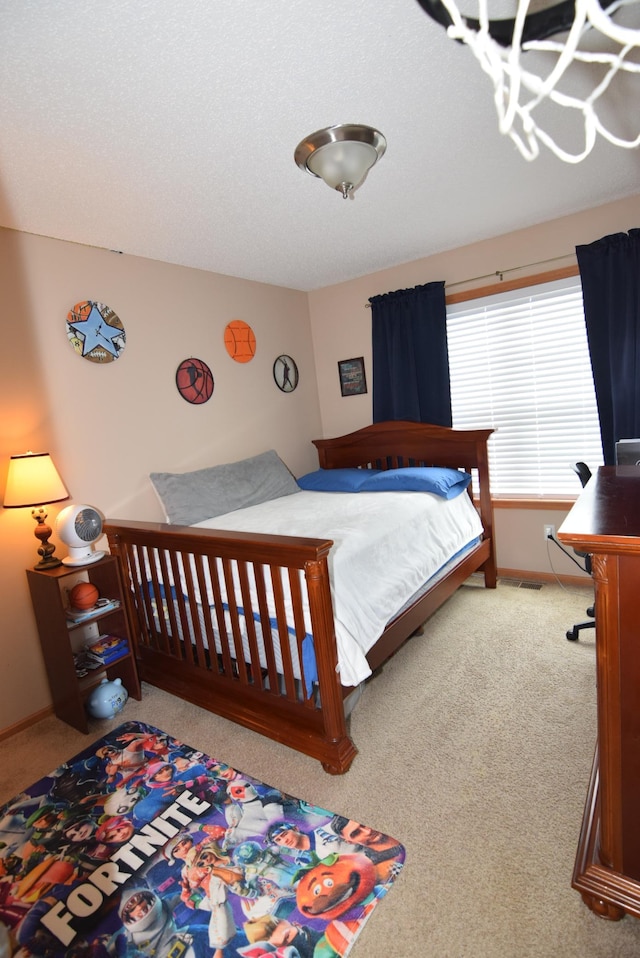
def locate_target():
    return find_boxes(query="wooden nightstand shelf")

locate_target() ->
[27,555,141,733]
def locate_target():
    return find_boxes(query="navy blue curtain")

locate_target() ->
[576,229,640,464]
[369,281,451,425]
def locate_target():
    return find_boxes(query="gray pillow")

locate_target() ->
[150,449,300,525]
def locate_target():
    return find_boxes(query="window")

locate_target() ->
[446,275,604,497]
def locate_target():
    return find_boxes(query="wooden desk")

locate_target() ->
[558,466,640,920]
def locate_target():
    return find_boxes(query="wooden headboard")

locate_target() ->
[313,419,495,561]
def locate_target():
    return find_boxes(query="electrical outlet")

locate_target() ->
[543,524,555,541]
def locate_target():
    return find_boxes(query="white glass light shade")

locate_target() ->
[295,124,386,198]
[307,140,379,193]
[4,452,69,508]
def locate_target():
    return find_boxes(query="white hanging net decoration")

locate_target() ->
[416,0,640,161]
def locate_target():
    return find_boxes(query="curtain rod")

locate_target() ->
[364,252,576,306]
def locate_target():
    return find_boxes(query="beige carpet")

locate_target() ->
[3,577,640,957]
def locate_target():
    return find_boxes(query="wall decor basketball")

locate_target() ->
[175,358,214,404]
[66,301,126,363]
[224,319,256,363]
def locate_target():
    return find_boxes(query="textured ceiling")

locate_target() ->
[0,0,639,291]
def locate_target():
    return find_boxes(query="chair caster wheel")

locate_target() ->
[566,629,579,641]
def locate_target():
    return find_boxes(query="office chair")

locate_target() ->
[566,461,595,642]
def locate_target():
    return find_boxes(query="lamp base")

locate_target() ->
[34,555,63,570]
[32,508,62,570]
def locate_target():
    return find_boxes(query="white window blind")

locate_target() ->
[446,276,604,497]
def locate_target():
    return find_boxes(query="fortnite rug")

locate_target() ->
[0,721,405,957]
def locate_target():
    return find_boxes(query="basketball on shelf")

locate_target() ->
[69,581,99,611]
[224,319,256,363]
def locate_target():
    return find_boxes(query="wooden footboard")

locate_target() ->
[105,520,358,774]
[106,420,496,773]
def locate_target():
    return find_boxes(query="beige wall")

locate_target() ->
[3,194,639,731]
[307,192,640,580]
[0,229,321,731]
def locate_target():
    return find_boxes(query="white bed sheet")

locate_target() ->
[192,489,483,687]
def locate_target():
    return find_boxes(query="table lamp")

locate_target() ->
[3,452,70,568]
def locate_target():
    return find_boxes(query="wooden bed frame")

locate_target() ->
[105,421,496,774]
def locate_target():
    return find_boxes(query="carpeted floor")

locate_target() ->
[3,577,640,957]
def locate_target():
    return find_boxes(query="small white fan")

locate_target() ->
[56,504,106,566]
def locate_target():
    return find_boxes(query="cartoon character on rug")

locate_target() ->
[47,762,106,810]
[101,783,143,819]
[223,780,285,847]
[57,814,135,877]
[236,943,302,957]
[12,813,138,904]
[14,888,112,958]
[131,761,195,824]
[169,830,244,958]
[4,805,85,906]
[265,820,357,868]
[241,915,323,958]
[132,759,223,825]
[294,853,381,958]
[113,886,208,958]
[19,805,68,859]
[165,827,295,932]
[330,818,406,882]
[232,841,299,888]
[0,793,45,859]
[95,729,169,788]
[169,752,227,809]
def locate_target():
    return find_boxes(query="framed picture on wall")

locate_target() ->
[338,357,367,397]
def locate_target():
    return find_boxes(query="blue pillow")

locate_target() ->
[297,468,381,492]
[360,466,472,499]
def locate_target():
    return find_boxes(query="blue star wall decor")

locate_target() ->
[66,301,126,363]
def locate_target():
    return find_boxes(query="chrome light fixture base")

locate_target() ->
[294,123,386,199]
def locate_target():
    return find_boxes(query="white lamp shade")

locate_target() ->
[4,452,69,508]
[307,140,379,192]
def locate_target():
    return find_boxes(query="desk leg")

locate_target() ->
[573,748,634,921]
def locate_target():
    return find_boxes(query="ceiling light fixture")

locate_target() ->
[294,124,386,199]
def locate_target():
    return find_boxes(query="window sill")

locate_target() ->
[491,496,577,511]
